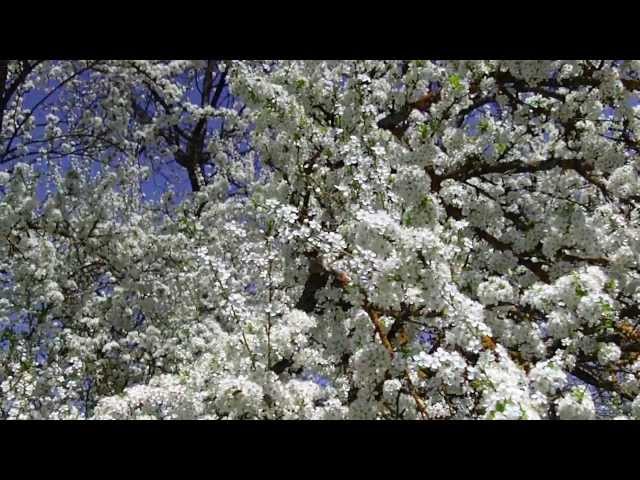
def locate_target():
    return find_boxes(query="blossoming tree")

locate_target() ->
[1,60,640,419]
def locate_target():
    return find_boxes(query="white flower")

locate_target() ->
[557,386,595,420]
[632,395,640,420]
[597,343,621,364]
[529,361,567,395]
[477,277,514,306]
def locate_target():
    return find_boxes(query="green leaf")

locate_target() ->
[496,400,506,413]
[419,123,430,139]
[471,379,486,391]
[573,274,587,298]
[598,301,615,330]
[519,406,528,420]
[495,143,508,156]
[266,218,275,236]
[449,74,462,91]
[573,388,585,402]
[429,118,442,134]
[178,217,196,237]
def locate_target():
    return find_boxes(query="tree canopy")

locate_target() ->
[1,60,640,419]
